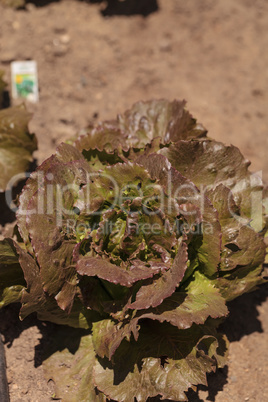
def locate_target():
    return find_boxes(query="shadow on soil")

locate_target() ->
[218,280,268,342]
[0,193,16,226]
[186,366,229,402]
[25,0,159,17]
[25,0,60,7]
[186,281,268,401]
[1,90,10,109]
[98,0,159,17]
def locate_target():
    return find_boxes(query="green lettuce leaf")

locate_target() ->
[213,264,266,301]
[43,328,106,402]
[0,238,25,308]
[0,105,37,192]
[0,0,25,8]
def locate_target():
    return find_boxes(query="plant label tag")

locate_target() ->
[11,60,39,103]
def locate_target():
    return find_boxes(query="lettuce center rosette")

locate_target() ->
[0,99,267,401]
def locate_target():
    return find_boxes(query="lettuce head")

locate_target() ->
[0,99,267,401]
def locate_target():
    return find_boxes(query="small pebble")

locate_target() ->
[53,45,68,57]
[12,21,20,30]
[60,34,70,44]
[159,40,172,52]
[54,26,66,34]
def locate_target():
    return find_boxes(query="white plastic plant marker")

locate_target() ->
[11,60,39,103]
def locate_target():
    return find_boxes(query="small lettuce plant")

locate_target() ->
[0,104,37,192]
[0,100,267,401]
[0,73,37,192]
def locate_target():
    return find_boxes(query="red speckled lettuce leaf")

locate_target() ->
[74,99,207,157]
[128,240,188,310]
[77,256,164,287]
[137,153,221,277]
[43,321,228,402]
[207,184,266,272]
[93,321,228,402]
[159,139,266,233]
[115,99,207,147]
[17,143,92,313]
[0,238,95,328]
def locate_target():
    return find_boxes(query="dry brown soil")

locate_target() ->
[0,0,267,401]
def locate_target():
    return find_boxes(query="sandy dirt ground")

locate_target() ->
[0,0,267,401]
